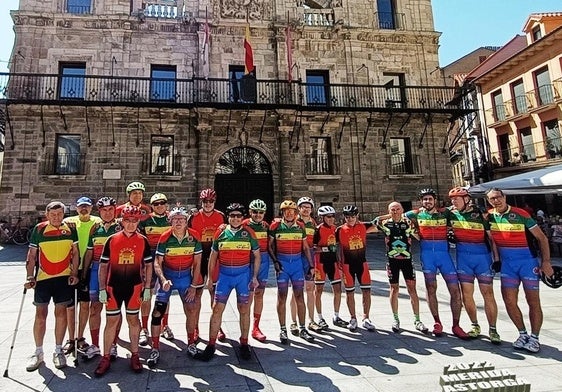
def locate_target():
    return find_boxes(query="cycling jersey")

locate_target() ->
[269,220,306,256]
[156,227,202,271]
[141,213,170,251]
[243,218,270,285]
[29,221,78,281]
[335,222,375,264]
[377,217,414,260]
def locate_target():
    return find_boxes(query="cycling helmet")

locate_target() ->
[297,196,315,208]
[541,266,562,289]
[448,187,469,198]
[318,205,336,216]
[168,206,189,222]
[279,200,297,211]
[226,203,245,215]
[122,205,142,219]
[126,181,145,194]
[342,205,359,216]
[419,188,437,200]
[96,196,117,208]
[150,193,168,204]
[199,188,217,201]
[249,199,267,211]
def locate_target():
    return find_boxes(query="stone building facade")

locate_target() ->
[0,0,463,224]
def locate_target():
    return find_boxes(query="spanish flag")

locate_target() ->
[244,24,254,75]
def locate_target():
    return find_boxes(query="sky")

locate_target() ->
[1,1,562,72]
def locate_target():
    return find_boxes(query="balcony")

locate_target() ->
[374,12,405,30]
[526,84,559,110]
[305,154,340,176]
[387,153,422,175]
[41,152,86,175]
[494,136,562,168]
[142,0,181,19]
[303,9,335,26]
[505,95,530,118]
[485,104,510,126]
[0,73,462,113]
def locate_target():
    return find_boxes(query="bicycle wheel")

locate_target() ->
[12,228,29,245]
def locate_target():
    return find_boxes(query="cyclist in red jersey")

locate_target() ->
[24,201,80,372]
[335,205,377,332]
[94,206,153,376]
[81,197,121,360]
[138,193,171,346]
[115,181,152,221]
[188,188,227,342]
[312,205,344,331]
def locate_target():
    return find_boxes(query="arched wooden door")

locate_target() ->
[214,147,274,222]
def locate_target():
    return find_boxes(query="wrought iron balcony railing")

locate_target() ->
[493,136,562,168]
[41,152,86,175]
[387,153,422,175]
[374,12,405,30]
[305,154,340,175]
[0,72,460,112]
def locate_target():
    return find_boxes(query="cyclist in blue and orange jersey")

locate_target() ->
[335,205,376,332]
[94,206,153,377]
[188,188,227,341]
[138,193,171,347]
[24,201,80,372]
[485,188,553,353]
[288,196,318,334]
[404,188,469,339]
[81,197,122,360]
[115,181,152,221]
[448,187,501,345]
[146,207,203,367]
[194,203,260,361]
[243,199,270,342]
[62,196,103,356]
[269,200,315,344]
[375,202,428,335]
[312,205,344,331]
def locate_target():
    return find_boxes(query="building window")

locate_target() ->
[55,134,82,175]
[228,65,257,103]
[389,137,417,174]
[491,89,505,121]
[510,79,526,114]
[58,63,86,100]
[150,65,176,102]
[544,119,561,159]
[532,25,542,42]
[306,70,330,106]
[376,0,396,29]
[534,66,553,106]
[66,0,91,14]
[306,137,338,175]
[518,127,535,162]
[150,135,174,175]
[383,72,406,108]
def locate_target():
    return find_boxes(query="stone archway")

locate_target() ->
[213,146,274,221]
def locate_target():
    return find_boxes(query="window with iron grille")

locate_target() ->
[376,0,396,29]
[306,70,330,106]
[55,134,82,175]
[150,135,174,175]
[389,137,416,174]
[306,136,337,175]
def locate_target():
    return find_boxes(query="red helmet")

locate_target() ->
[199,188,217,201]
[448,187,469,198]
[122,205,142,219]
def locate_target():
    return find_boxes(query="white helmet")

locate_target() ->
[297,196,314,208]
[317,205,336,216]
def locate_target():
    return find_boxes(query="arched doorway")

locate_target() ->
[214,146,274,222]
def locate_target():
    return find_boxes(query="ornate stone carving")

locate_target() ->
[219,0,272,21]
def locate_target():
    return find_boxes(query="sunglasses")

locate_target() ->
[152,201,167,206]
[251,210,265,214]
[344,215,357,218]
[229,213,243,218]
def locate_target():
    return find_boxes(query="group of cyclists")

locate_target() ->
[22,181,556,376]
